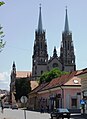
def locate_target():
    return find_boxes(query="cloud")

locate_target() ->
[0,72,10,90]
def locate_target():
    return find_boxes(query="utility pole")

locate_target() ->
[59,85,64,108]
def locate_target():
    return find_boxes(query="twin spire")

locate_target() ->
[37,5,70,33]
[38,4,43,33]
[64,7,69,32]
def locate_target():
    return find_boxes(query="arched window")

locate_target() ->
[41,70,43,75]
[53,63,58,68]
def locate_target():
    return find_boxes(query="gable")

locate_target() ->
[48,57,62,70]
[64,76,81,86]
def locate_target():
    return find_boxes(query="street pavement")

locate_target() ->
[0,108,87,119]
[0,108,50,119]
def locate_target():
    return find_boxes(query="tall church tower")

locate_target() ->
[32,5,48,79]
[60,8,76,72]
[10,61,16,103]
[10,61,16,84]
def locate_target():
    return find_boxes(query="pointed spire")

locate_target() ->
[53,46,57,57]
[64,6,69,32]
[12,61,16,74]
[38,4,43,33]
[12,61,15,68]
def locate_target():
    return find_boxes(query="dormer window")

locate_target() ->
[73,79,79,84]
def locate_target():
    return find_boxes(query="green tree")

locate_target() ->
[0,1,6,52]
[0,1,5,6]
[15,78,31,101]
[39,68,69,83]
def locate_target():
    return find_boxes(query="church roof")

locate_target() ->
[48,56,59,63]
[30,82,48,94]
[75,68,87,76]
[16,71,38,90]
[16,71,31,78]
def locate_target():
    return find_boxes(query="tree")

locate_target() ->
[15,78,31,101]
[39,68,69,84]
[0,1,5,6]
[0,1,6,52]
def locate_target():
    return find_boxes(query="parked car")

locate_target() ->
[12,104,18,109]
[50,108,70,119]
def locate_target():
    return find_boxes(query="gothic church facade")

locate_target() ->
[32,6,76,80]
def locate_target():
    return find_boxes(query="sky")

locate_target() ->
[0,0,87,90]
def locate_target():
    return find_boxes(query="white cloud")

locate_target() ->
[0,72,10,90]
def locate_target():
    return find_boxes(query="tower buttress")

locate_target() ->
[60,7,76,72]
[32,5,48,79]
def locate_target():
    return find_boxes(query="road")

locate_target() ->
[0,108,86,119]
[0,108,50,119]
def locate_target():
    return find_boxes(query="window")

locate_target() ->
[77,92,81,95]
[35,71,37,75]
[35,66,37,70]
[41,70,43,75]
[73,79,79,84]
[71,98,77,108]
[41,42,42,49]
[41,59,42,62]
[53,63,58,68]
[68,41,69,50]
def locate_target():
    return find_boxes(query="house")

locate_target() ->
[28,71,81,112]
[76,68,87,114]
[27,82,49,110]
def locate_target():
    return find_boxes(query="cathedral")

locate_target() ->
[32,6,76,80]
[10,6,76,97]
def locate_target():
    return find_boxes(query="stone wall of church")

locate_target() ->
[48,58,62,71]
[64,65,75,72]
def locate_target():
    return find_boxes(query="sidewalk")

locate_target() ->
[0,109,11,119]
[0,113,10,119]
[71,113,87,119]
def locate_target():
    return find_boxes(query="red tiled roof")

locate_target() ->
[40,71,78,91]
[29,71,80,94]
[75,68,87,76]
[30,82,49,94]
[16,71,31,78]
